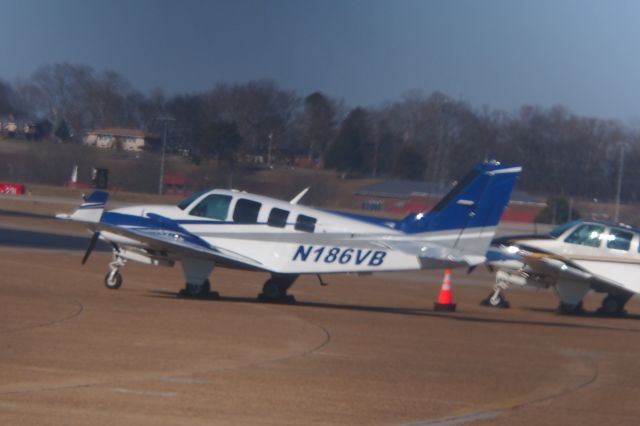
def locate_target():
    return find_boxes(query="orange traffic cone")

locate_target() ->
[434,268,456,311]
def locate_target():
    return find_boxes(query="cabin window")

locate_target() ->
[189,194,232,220]
[268,208,289,228]
[233,198,262,224]
[295,214,317,233]
[549,220,580,238]
[177,190,207,210]
[564,224,605,248]
[606,228,633,251]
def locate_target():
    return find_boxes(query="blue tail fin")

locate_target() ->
[396,161,521,234]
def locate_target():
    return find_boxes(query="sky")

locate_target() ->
[1,0,640,121]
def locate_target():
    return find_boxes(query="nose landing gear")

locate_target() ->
[104,256,126,290]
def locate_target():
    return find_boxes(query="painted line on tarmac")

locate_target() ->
[312,351,351,358]
[112,388,176,398]
[402,410,502,425]
[159,376,210,384]
[400,349,600,426]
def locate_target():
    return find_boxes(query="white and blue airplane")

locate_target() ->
[57,161,521,302]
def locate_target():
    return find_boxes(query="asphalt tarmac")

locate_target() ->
[1,206,639,425]
[0,226,109,251]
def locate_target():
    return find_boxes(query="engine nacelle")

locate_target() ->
[496,269,548,289]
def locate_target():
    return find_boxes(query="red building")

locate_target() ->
[354,179,544,223]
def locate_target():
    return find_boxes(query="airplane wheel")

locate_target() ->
[600,295,624,316]
[558,301,583,315]
[104,271,123,290]
[480,291,510,308]
[490,292,510,308]
[185,280,210,297]
[262,279,283,300]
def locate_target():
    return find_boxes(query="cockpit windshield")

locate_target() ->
[177,191,207,210]
[549,220,581,238]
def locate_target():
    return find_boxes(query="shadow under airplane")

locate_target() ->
[145,290,640,333]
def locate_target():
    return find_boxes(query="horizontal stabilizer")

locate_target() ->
[58,191,109,223]
[381,240,485,268]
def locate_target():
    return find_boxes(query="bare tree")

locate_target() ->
[298,91,339,161]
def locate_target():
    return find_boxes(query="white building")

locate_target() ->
[84,128,151,151]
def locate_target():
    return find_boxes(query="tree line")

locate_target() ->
[1,62,639,202]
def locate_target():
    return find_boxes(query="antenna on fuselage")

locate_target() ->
[290,187,310,205]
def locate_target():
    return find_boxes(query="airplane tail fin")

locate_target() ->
[56,191,108,223]
[396,161,521,236]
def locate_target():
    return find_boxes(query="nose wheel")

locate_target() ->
[480,285,510,308]
[105,270,123,289]
[104,255,126,290]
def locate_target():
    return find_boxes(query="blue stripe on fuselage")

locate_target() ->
[100,212,213,250]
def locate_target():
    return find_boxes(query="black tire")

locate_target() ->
[201,279,211,294]
[601,295,623,316]
[489,293,506,307]
[262,279,283,300]
[480,291,510,308]
[185,280,210,297]
[104,271,123,290]
[558,301,583,315]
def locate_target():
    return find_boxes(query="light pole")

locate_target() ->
[267,132,273,167]
[613,143,626,223]
[157,116,175,195]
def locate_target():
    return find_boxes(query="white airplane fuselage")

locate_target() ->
[61,160,522,300]
[102,189,494,275]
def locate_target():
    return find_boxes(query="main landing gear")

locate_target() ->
[258,274,298,303]
[177,258,219,299]
[597,293,632,316]
[177,279,219,299]
[557,301,584,315]
[558,292,632,316]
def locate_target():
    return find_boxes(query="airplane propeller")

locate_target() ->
[82,231,101,265]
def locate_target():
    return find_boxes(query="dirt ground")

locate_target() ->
[1,196,638,425]
[1,246,640,425]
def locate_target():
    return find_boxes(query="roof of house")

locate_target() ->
[355,179,446,198]
[354,179,539,204]
[87,127,149,138]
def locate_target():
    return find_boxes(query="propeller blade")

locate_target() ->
[82,231,100,265]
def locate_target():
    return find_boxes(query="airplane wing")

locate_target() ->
[488,244,628,294]
[87,221,267,271]
[193,231,485,267]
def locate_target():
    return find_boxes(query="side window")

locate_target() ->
[268,208,289,228]
[295,214,317,233]
[189,194,232,220]
[233,199,261,224]
[564,224,605,248]
[607,228,633,251]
